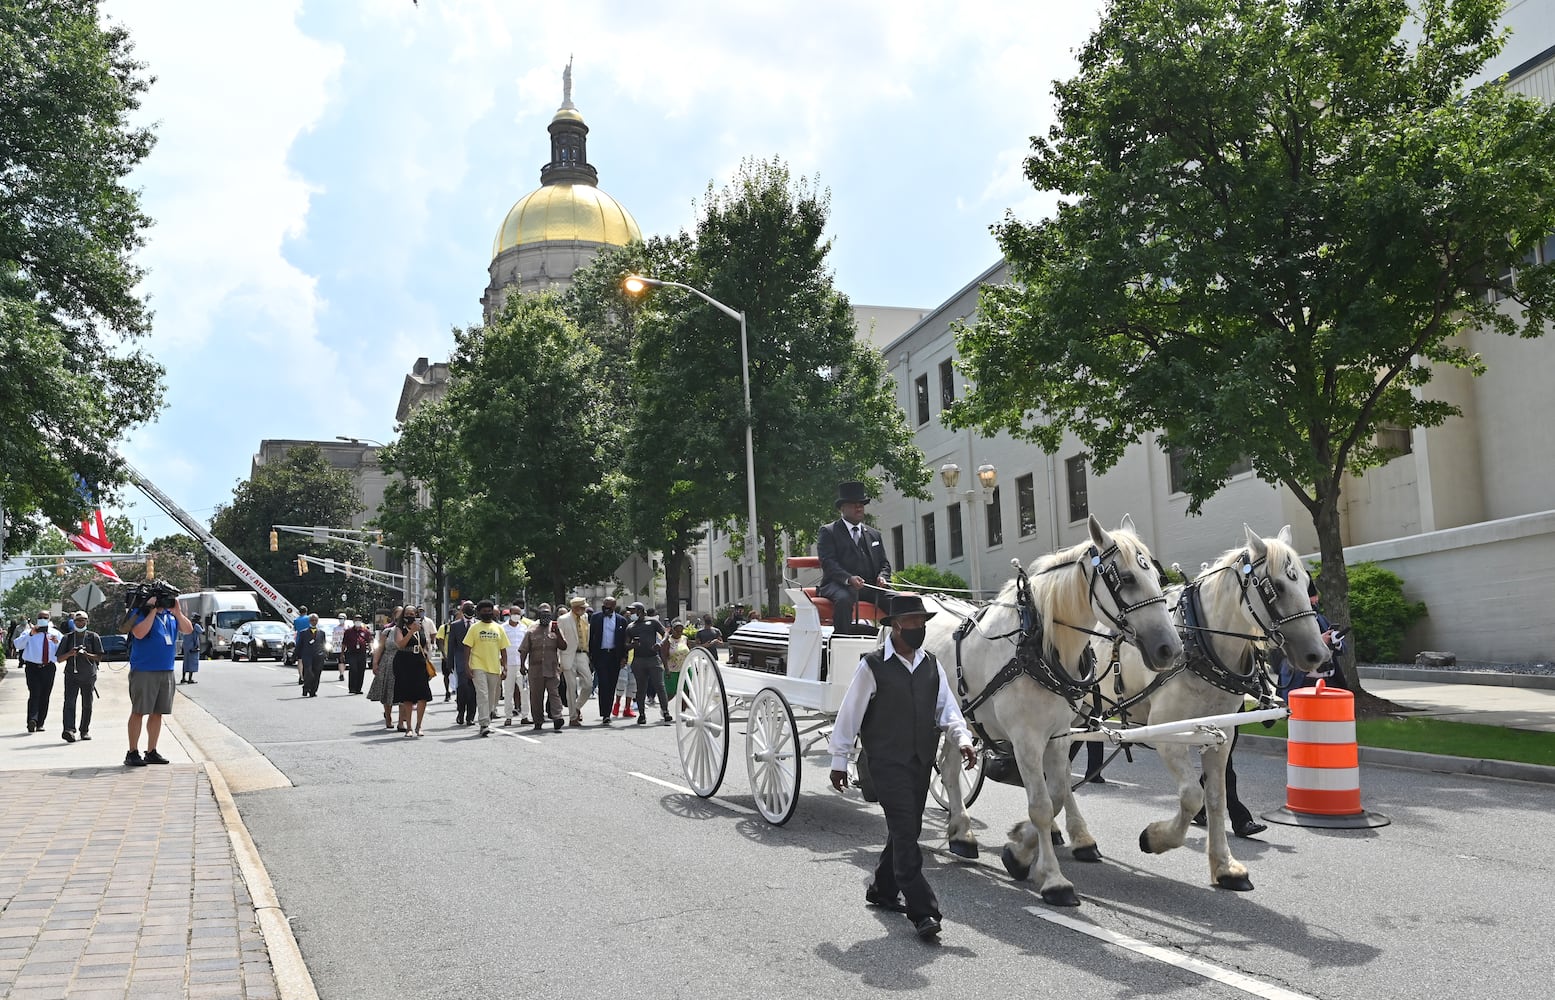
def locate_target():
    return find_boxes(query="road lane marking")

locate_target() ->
[492,727,541,744]
[629,772,758,815]
[1027,908,1316,1000]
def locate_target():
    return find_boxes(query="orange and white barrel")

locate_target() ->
[1264,680,1390,829]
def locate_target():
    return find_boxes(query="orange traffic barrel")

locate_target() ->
[1264,681,1390,829]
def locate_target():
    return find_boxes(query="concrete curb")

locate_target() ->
[1240,733,1555,785]
[204,760,321,1000]
[1358,665,1555,690]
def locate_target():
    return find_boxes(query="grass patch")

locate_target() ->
[1258,716,1555,767]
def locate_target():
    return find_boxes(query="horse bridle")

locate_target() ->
[1083,540,1167,645]
[1234,550,1317,649]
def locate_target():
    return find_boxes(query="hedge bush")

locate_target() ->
[892,564,969,593]
[1314,561,1427,663]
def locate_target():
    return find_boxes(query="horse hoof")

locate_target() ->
[948,839,980,860]
[1138,829,1154,854]
[1001,845,1032,882]
[1072,844,1103,863]
[1040,885,1082,907]
[1051,829,1065,846]
[1216,873,1255,892]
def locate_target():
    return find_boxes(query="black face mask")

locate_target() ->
[537,614,552,624]
[898,626,927,651]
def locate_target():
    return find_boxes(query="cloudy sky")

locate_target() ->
[99,0,1552,544]
[101,0,1108,539]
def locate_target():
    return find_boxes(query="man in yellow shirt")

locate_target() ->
[462,600,510,737]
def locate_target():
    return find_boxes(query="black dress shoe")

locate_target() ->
[914,916,942,941]
[865,886,906,913]
[142,749,170,765]
[80,732,91,741]
[1233,820,1268,839]
[1191,811,1207,827]
[62,731,76,743]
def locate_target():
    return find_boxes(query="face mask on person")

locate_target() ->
[508,615,520,625]
[37,618,50,629]
[537,613,552,625]
[898,626,927,651]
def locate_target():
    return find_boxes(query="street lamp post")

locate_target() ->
[624,275,760,609]
[939,462,998,600]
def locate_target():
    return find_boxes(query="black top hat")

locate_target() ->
[880,593,935,626]
[835,481,872,508]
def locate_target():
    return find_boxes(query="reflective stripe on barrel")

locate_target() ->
[1284,682,1365,816]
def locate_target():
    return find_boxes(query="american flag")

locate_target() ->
[68,504,123,583]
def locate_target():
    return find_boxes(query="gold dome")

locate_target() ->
[491,183,642,259]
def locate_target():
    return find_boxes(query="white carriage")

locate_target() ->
[673,556,985,825]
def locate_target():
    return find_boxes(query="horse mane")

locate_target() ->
[1024,528,1150,667]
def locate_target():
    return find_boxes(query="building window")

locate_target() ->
[712,575,720,608]
[947,503,964,560]
[914,374,930,425]
[1169,446,1253,494]
[986,485,1003,547]
[737,566,743,598]
[1016,474,1037,538]
[1376,425,1413,456]
[722,571,730,605]
[1065,455,1088,523]
[891,524,905,571]
[939,358,955,409]
[922,513,937,565]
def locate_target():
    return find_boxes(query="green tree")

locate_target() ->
[566,236,718,617]
[449,293,628,604]
[2,570,59,621]
[950,0,1555,690]
[209,446,378,616]
[660,158,928,614]
[0,1,163,551]
[376,397,466,622]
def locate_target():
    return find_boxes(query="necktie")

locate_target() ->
[42,632,50,667]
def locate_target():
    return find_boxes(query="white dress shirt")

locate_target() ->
[827,634,973,770]
[16,625,63,665]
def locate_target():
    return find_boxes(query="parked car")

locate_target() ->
[231,621,292,662]
[99,634,130,661]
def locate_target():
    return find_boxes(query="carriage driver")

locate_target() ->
[816,480,894,634]
[828,593,978,941]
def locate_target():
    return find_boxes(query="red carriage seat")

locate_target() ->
[785,555,886,626]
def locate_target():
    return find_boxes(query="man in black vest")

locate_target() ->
[829,594,976,941]
[816,481,893,634]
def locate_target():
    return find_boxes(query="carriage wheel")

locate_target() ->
[746,687,801,826]
[674,647,729,798]
[931,732,987,810]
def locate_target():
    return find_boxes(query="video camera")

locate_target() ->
[126,579,181,611]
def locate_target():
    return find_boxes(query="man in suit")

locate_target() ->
[588,597,628,726]
[816,481,894,633]
[296,614,326,698]
[556,597,592,727]
[828,593,976,941]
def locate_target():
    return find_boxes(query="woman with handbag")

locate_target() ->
[367,607,401,730]
[391,608,434,736]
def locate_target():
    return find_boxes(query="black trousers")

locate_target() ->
[817,581,891,633]
[1068,737,1105,776]
[868,756,940,922]
[62,667,94,734]
[344,650,368,692]
[24,663,56,728]
[632,658,668,716]
[594,653,623,719]
[1200,727,1253,826]
[456,672,477,721]
[301,657,322,695]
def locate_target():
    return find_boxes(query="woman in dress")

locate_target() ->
[367,607,401,730]
[180,617,204,684]
[392,608,433,736]
[663,619,690,705]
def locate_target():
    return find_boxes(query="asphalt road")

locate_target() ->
[179,659,1555,1000]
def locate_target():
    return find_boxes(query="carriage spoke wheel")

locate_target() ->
[746,687,801,825]
[931,732,986,810]
[674,648,729,798]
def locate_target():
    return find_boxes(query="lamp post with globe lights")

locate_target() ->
[939,462,998,599]
[623,274,761,607]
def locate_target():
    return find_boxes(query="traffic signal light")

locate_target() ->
[269,530,279,552]
[145,558,155,578]
[55,557,65,577]
[296,556,308,575]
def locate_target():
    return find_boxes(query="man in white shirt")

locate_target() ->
[18,611,64,734]
[828,594,975,942]
[556,597,592,727]
[500,607,530,727]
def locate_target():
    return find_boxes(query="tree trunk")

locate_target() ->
[664,547,687,620]
[762,524,783,618]
[432,561,447,624]
[1311,495,1363,693]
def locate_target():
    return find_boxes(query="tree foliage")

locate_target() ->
[375,397,466,622]
[209,446,378,616]
[950,0,1555,687]
[449,293,628,605]
[0,1,164,551]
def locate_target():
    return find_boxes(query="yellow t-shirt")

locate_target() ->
[463,620,510,674]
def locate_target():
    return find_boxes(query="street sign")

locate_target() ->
[72,583,106,611]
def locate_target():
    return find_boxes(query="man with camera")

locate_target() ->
[125,581,193,766]
[56,611,102,743]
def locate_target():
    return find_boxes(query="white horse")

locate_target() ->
[1069,525,1331,890]
[925,514,1183,907]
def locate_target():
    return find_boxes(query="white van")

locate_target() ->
[178,590,262,658]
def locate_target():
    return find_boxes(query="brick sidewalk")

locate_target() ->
[0,764,278,999]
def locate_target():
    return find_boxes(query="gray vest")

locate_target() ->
[858,649,941,765]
